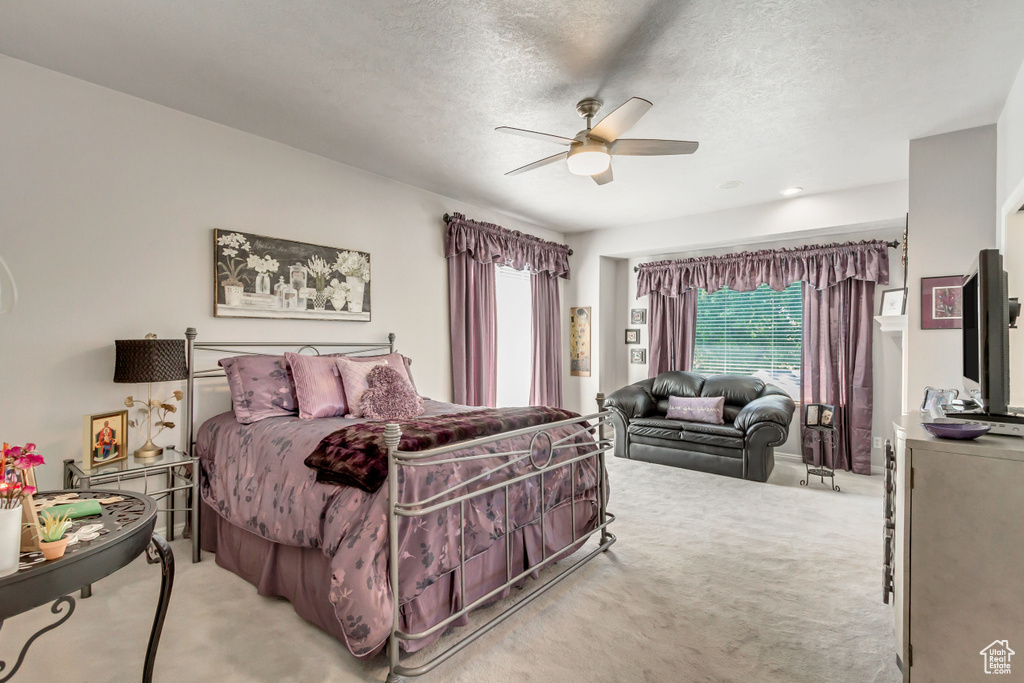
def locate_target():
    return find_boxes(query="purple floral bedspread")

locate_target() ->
[196,400,605,658]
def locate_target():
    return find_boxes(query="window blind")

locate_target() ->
[692,283,803,394]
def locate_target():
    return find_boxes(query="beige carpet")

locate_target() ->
[6,457,901,683]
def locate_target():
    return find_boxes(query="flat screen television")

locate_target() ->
[962,249,1016,415]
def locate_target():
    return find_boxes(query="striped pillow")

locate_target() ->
[285,352,347,419]
[335,357,388,417]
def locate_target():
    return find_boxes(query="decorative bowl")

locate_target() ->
[921,422,991,440]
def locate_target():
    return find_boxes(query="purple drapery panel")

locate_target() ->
[446,213,571,408]
[530,272,563,407]
[636,240,889,295]
[448,253,496,406]
[801,279,875,475]
[647,290,697,378]
[636,239,888,476]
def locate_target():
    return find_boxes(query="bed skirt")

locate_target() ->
[200,496,599,657]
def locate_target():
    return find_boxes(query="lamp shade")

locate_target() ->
[114,338,188,384]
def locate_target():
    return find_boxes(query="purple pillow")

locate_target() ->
[360,365,424,420]
[285,352,348,419]
[219,355,298,424]
[666,396,725,425]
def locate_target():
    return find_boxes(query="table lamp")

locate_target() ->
[114,334,188,459]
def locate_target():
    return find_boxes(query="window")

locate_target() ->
[494,264,532,407]
[692,282,802,397]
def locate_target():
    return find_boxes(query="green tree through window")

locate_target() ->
[692,283,802,397]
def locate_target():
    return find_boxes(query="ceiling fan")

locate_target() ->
[496,97,698,185]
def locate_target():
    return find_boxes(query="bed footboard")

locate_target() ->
[383,409,616,682]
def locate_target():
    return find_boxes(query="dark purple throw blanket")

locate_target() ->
[305,406,580,492]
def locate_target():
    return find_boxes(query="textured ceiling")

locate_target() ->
[2,1,1024,232]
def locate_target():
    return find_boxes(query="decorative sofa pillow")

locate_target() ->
[285,352,348,419]
[666,396,726,425]
[219,355,298,424]
[360,365,425,420]
[335,357,389,417]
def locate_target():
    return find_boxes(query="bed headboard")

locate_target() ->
[183,327,396,455]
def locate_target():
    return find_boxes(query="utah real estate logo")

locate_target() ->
[980,640,1014,675]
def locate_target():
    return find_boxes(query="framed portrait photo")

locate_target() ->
[879,288,907,316]
[630,308,647,325]
[629,348,647,364]
[625,328,640,344]
[921,276,964,329]
[83,410,129,470]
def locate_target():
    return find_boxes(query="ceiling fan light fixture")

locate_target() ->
[566,141,611,176]
[781,186,803,196]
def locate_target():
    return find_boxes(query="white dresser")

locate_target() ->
[887,418,1024,681]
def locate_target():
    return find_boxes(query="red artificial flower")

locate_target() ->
[14,453,45,470]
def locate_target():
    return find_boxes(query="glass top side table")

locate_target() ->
[63,448,200,566]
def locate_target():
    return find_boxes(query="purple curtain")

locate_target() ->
[530,272,563,407]
[637,240,889,296]
[445,213,570,277]
[648,290,698,378]
[801,279,875,474]
[448,252,496,407]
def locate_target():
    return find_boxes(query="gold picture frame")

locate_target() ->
[4,457,40,551]
[83,410,129,470]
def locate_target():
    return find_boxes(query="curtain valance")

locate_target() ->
[636,240,889,297]
[445,213,571,279]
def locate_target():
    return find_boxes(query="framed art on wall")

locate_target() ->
[630,308,647,325]
[879,288,907,316]
[629,348,647,364]
[570,306,591,377]
[921,275,964,329]
[214,229,371,322]
[83,410,129,470]
[624,328,640,344]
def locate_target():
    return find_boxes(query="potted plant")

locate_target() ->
[0,442,42,577]
[36,511,73,561]
[334,250,370,313]
[216,232,253,306]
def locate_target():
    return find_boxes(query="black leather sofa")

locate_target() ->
[602,371,796,482]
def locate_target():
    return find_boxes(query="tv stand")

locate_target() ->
[942,411,1024,437]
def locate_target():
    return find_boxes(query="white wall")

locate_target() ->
[906,125,998,413]
[998,57,1024,238]
[1006,212,1024,408]
[0,57,563,490]
[563,180,910,415]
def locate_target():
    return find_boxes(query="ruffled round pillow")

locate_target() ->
[360,365,424,420]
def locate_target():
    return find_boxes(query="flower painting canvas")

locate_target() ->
[214,230,371,321]
[570,306,591,377]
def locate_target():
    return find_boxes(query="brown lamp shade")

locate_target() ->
[114,338,188,384]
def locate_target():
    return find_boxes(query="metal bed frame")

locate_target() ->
[182,328,616,682]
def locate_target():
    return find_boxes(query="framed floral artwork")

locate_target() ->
[214,229,371,321]
[629,348,647,364]
[630,308,647,325]
[921,275,964,329]
[625,328,640,344]
[570,307,591,377]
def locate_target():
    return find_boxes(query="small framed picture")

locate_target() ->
[879,288,907,316]
[804,403,836,428]
[4,451,41,552]
[630,308,647,325]
[804,404,819,427]
[921,276,964,329]
[920,386,958,413]
[629,348,647,364]
[624,328,640,344]
[83,410,129,470]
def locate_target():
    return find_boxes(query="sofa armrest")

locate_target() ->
[603,384,657,422]
[733,394,796,432]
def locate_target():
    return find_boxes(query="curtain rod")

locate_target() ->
[632,239,900,273]
[443,213,573,256]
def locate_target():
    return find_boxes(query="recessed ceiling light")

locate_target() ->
[717,181,743,190]
[780,187,803,196]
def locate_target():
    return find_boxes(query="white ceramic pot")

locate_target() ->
[223,283,243,306]
[330,292,347,312]
[347,277,365,312]
[0,503,22,577]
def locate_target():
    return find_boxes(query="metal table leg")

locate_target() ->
[143,534,174,683]
[0,596,76,682]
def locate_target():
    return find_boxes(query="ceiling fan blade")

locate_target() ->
[505,151,568,176]
[495,126,575,146]
[610,139,699,156]
[592,165,613,185]
[588,97,653,143]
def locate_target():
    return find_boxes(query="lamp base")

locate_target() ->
[134,440,164,460]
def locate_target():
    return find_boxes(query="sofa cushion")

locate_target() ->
[628,417,684,441]
[651,371,705,400]
[701,374,765,406]
[678,422,745,449]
